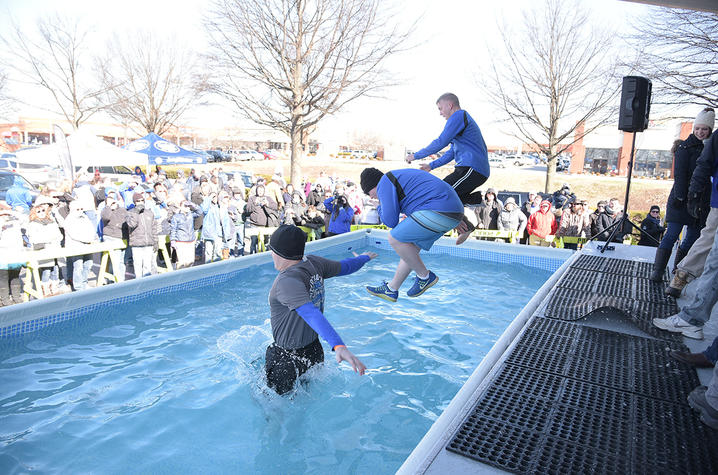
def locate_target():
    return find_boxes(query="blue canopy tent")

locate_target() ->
[125,133,206,166]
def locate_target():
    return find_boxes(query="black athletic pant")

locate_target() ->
[265,338,324,395]
[443,166,488,205]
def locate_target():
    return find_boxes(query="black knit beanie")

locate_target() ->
[269,225,306,260]
[360,167,384,195]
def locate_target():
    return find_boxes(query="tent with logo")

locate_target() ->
[125,133,206,166]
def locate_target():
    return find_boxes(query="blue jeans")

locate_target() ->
[704,336,718,364]
[677,225,718,325]
[658,221,701,251]
[41,265,59,283]
[69,254,93,290]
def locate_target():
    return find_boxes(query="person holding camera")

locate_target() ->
[126,192,157,278]
[323,192,356,237]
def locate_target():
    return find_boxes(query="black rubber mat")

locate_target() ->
[446,318,718,474]
[544,255,679,341]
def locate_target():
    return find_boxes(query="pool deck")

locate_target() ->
[399,241,718,474]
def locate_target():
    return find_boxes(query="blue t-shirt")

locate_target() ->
[414,109,490,177]
[376,168,463,228]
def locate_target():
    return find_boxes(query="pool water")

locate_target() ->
[0,246,552,473]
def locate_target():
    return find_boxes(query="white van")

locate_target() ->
[0,154,63,186]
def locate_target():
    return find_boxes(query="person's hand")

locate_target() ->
[352,251,378,260]
[335,346,366,375]
[455,221,469,234]
[170,240,176,249]
[687,194,702,219]
[419,163,431,172]
[405,153,415,163]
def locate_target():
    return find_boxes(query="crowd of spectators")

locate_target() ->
[0,166,381,306]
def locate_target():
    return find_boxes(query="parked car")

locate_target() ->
[504,154,534,167]
[0,170,39,203]
[226,170,253,189]
[0,154,63,186]
[206,150,227,163]
[192,149,212,163]
[233,150,263,161]
[79,165,135,183]
[489,156,507,169]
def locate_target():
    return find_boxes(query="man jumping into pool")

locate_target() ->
[265,224,376,395]
[405,92,490,245]
[361,167,464,302]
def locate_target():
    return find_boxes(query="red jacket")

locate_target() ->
[527,200,558,239]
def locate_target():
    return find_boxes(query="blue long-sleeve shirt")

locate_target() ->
[376,168,463,228]
[413,109,490,177]
[323,196,355,234]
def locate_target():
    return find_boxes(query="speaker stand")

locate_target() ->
[589,131,660,252]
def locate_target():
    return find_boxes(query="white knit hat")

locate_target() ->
[694,107,715,131]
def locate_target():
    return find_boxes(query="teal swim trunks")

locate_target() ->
[390,210,462,250]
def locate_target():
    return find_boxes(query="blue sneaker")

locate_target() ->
[407,271,439,297]
[366,281,398,302]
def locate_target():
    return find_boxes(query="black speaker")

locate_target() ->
[618,76,651,132]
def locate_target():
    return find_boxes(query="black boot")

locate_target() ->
[672,245,689,273]
[650,248,672,282]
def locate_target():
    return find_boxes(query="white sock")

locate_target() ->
[387,283,398,292]
[417,271,429,280]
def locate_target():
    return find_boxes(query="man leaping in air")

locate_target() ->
[406,92,490,245]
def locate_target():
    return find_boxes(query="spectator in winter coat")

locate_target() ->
[590,200,613,241]
[651,108,713,280]
[551,184,576,210]
[475,188,502,230]
[323,194,356,236]
[171,200,201,268]
[638,205,665,247]
[64,200,99,290]
[305,183,324,207]
[283,191,308,226]
[527,200,558,247]
[4,175,34,213]
[126,192,157,278]
[0,209,26,304]
[555,201,591,250]
[100,195,129,282]
[27,197,63,295]
[201,192,232,263]
[497,197,527,243]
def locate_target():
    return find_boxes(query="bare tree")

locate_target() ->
[97,32,208,136]
[482,0,620,193]
[205,0,412,186]
[0,68,14,120]
[0,14,106,129]
[628,9,718,108]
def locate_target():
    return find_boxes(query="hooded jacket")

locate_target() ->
[100,205,129,240]
[556,208,591,238]
[247,186,279,226]
[200,197,232,242]
[688,131,718,209]
[126,204,157,247]
[497,204,527,234]
[527,200,558,239]
[667,133,710,225]
[4,176,33,212]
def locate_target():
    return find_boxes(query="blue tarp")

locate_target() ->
[125,133,206,165]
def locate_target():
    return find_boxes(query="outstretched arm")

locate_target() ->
[337,252,377,276]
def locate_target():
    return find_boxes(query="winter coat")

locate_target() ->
[497,207,527,234]
[555,210,590,238]
[126,205,157,247]
[200,198,232,242]
[689,131,718,209]
[64,211,98,246]
[476,200,502,230]
[283,192,308,226]
[100,206,129,240]
[27,218,63,249]
[666,133,710,225]
[4,176,33,212]
[527,200,558,239]
[247,188,280,227]
[590,211,613,241]
[170,210,198,242]
[638,215,664,246]
[306,190,323,207]
[324,196,355,234]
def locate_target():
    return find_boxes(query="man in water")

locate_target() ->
[406,92,490,245]
[361,167,464,302]
[265,224,375,394]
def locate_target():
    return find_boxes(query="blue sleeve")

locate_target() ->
[413,112,465,161]
[295,302,345,349]
[338,254,370,276]
[323,197,334,212]
[430,145,455,170]
[376,180,400,228]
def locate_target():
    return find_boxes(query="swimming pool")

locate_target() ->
[0,231,568,473]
